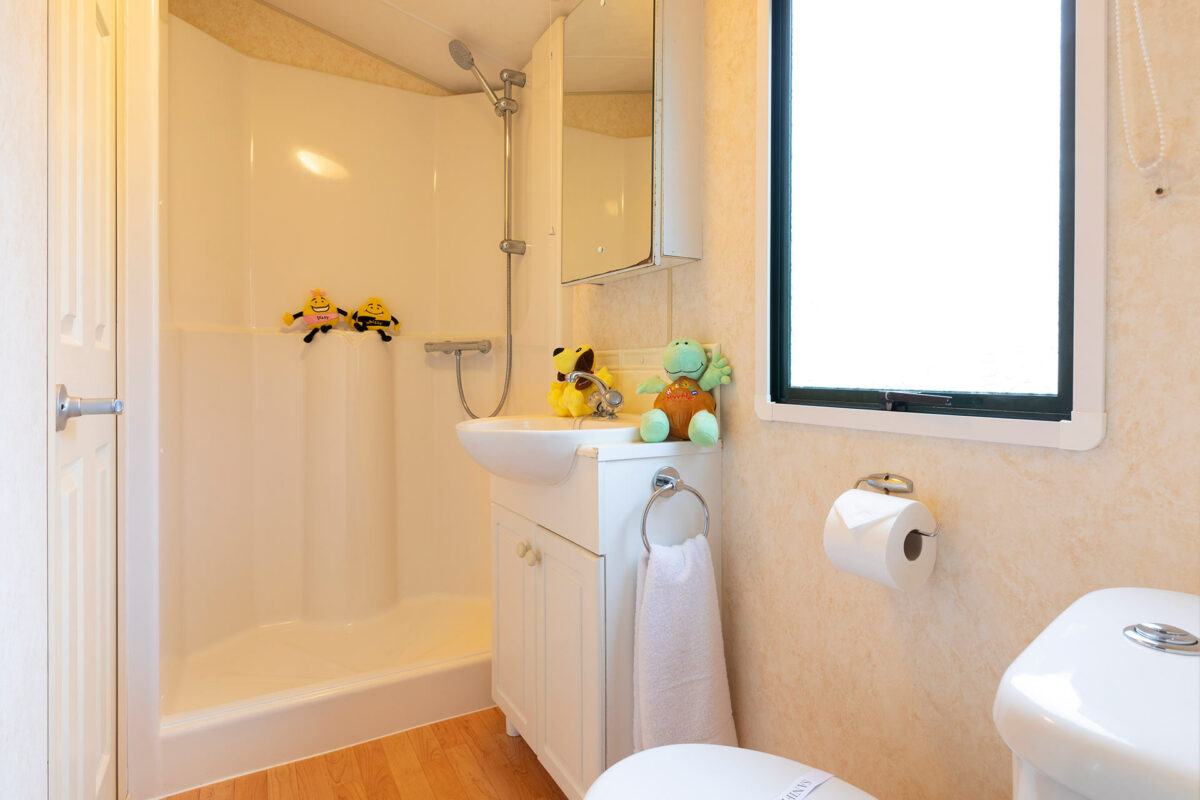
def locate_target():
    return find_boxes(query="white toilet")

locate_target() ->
[584,743,877,800]
[994,587,1199,800]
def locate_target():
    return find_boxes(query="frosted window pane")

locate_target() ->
[788,1,1062,395]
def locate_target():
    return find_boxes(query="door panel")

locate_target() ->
[535,526,604,800]
[491,505,537,741]
[50,0,118,796]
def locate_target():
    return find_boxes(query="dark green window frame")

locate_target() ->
[769,0,1077,422]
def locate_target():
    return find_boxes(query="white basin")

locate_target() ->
[456,414,641,485]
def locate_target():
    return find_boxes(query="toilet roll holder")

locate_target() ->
[852,474,942,538]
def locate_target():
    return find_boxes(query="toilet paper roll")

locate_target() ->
[823,489,937,591]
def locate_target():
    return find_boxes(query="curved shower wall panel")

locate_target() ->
[165,16,504,666]
[156,14,535,791]
[301,333,397,623]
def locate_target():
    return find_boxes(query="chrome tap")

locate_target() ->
[566,371,624,419]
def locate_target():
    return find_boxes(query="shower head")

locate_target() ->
[448,39,475,71]
[448,39,500,106]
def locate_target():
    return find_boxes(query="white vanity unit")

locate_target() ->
[488,440,722,800]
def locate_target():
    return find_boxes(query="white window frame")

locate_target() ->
[754,0,1107,451]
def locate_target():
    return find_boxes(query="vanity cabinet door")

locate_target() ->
[491,504,538,742]
[534,525,605,800]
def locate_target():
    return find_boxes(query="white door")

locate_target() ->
[491,504,539,740]
[49,0,119,796]
[535,525,604,800]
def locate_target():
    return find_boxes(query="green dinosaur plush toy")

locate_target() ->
[636,338,732,446]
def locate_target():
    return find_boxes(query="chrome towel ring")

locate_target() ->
[641,467,709,553]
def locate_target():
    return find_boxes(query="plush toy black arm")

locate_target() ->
[337,307,348,316]
[391,315,399,324]
[290,311,303,320]
[350,311,358,321]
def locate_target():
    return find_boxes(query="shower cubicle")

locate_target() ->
[149,14,560,793]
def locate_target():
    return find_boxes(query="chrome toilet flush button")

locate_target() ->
[1123,622,1200,655]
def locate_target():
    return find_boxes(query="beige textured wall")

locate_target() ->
[573,2,1200,798]
[169,0,449,95]
[563,92,653,138]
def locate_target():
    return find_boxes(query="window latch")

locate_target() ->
[883,391,952,412]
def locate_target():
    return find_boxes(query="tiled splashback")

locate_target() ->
[595,344,722,422]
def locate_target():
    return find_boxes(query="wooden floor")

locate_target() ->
[164,707,567,800]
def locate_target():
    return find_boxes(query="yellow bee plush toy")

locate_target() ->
[547,345,615,417]
[283,289,347,343]
[351,297,400,342]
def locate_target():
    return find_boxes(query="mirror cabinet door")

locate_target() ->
[561,0,654,284]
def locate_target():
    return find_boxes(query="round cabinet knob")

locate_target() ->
[515,541,530,558]
[524,548,541,567]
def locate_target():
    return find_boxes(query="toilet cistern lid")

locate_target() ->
[583,744,877,800]
[993,587,1200,800]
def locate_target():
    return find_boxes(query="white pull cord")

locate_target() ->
[1114,0,1168,194]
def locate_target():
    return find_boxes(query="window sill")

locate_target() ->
[754,396,1105,450]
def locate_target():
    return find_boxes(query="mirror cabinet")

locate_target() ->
[560,0,701,285]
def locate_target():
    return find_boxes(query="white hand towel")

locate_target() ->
[834,488,902,531]
[633,535,737,751]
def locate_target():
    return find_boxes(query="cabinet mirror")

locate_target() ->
[561,0,655,284]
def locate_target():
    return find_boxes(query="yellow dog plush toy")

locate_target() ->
[547,345,615,417]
